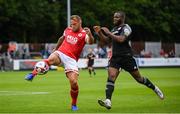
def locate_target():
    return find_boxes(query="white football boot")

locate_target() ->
[154,85,164,100]
[98,99,111,109]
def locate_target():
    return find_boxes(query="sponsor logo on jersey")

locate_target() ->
[66,35,78,44]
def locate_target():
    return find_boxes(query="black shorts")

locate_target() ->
[88,61,94,67]
[109,55,138,72]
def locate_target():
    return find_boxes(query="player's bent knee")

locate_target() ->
[70,79,78,87]
[67,72,78,89]
[109,73,118,81]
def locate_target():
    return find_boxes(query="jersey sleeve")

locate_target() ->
[63,30,66,36]
[122,24,132,37]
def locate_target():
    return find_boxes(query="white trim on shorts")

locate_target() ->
[55,51,79,74]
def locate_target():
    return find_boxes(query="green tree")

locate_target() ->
[0,0,180,43]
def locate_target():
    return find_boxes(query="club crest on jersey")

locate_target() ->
[67,35,78,44]
[78,33,82,37]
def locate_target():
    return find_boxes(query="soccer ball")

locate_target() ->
[34,61,49,75]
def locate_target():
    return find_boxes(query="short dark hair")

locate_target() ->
[115,11,126,20]
[70,15,82,22]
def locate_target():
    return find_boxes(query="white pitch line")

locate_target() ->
[0,91,50,96]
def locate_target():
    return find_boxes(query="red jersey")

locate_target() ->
[58,27,88,61]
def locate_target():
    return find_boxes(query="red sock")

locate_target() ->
[32,69,37,76]
[43,59,50,66]
[70,85,79,106]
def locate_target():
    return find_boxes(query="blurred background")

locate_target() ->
[0,0,180,71]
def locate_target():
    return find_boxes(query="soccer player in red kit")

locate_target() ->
[25,15,94,111]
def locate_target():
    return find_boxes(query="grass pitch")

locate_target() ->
[0,68,180,113]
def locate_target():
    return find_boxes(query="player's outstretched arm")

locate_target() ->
[101,27,131,43]
[84,27,94,44]
[93,26,110,44]
[54,36,65,51]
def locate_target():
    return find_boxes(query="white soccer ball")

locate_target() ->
[34,61,49,75]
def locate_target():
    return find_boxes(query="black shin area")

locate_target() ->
[143,77,155,90]
[106,78,115,100]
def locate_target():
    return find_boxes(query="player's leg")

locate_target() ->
[88,61,94,76]
[92,63,96,75]
[98,67,120,109]
[66,71,79,111]
[59,52,79,110]
[88,66,92,76]
[106,67,119,100]
[129,70,164,99]
[25,52,61,81]
[125,56,164,99]
[129,70,155,89]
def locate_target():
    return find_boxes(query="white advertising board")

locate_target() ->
[13,58,180,70]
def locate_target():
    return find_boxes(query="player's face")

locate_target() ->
[70,19,81,32]
[113,13,123,26]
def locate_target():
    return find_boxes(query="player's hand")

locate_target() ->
[84,27,94,44]
[93,26,101,33]
[101,27,111,36]
[84,27,91,35]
